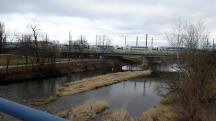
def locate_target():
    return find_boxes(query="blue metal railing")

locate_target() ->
[0,97,69,121]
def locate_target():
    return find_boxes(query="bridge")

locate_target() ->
[61,50,178,66]
[61,50,177,58]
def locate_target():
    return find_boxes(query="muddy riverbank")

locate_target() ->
[0,59,121,84]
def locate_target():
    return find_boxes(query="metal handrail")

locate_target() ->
[0,97,69,121]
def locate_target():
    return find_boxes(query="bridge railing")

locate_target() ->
[0,97,69,121]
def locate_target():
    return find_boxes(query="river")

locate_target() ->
[0,66,175,120]
[42,75,169,118]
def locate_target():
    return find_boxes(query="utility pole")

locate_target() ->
[151,37,153,48]
[69,31,71,41]
[145,34,148,48]
[125,35,127,48]
[102,35,105,53]
[213,38,215,49]
[21,34,24,42]
[45,33,48,42]
[136,36,138,46]
[68,31,71,52]
[96,35,98,46]
[102,35,105,46]
[68,31,71,49]
[80,34,83,41]
[68,31,71,60]
[98,35,101,45]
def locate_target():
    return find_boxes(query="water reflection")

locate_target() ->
[143,80,146,96]
[155,63,180,72]
[43,76,168,118]
[122,65,143,71]
[0,69,112,103]
[0,69,171,119]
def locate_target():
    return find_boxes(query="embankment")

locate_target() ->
[55,98,178,121]
[57,70,152,96]
[0,59,121,84]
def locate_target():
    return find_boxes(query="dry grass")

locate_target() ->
[68,100,109,121]
[102,110,134,121]
[160,93,177,105]
[138,104,179,121]
[30,96,57,106]
[203,105,216,121]
[57,70,151,96]
[57,100,109,120]
[57,110,70,118]
[0,113,3,119]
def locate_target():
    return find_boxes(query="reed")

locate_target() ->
[57,100,109,120]
[57,70,152,96]
[138,104,179,121]
[102,110,134,121]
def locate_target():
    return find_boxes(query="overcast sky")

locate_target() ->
[0,0,216,46]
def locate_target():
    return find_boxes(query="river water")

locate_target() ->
[0,69,113,103]
[0,66,175,120]
[42,75,168,118]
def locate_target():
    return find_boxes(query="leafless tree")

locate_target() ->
[0,22,6,54]
[73,36,89,53]
[19,34,33,65]
[167,20,208,49]
[5,54,11,74]
[166,20,216,121]
[40,36,59,64]
[30,25,40,63]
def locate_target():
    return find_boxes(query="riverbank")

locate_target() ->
[54,76,215,121]
[55,97,178,121]
[2,70,170,120]
[57,70,152,96]
[30,70,151,106]
[0,59,121,84]
[53,72,181,121]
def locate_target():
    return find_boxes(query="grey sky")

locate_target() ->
[0,0,215,46]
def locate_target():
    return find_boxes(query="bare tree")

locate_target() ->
[19,34,33,65]
[5,54,11,74]
[31,25,40,63]
[40,36,59,64]
[167,20,208,49]
[73,36,89,53]
[166,20,184,49]
[166,20,216,121]
[0,22,6,54]
[48,41,60,63]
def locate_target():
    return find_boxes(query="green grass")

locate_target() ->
[0,54,27,66]
[0,54,64,66]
